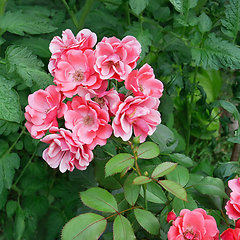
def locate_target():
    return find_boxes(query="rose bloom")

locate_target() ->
[168,208,219,240]
[221,228,240,240]
[167,211,177,223]
[49,29,97,76]
[94,36,141,81]
[41,127,93,173]
[54,49,104,98]
[226,192,240,220]
[112,95,161,143]
[236,219,240,228]
[25,85,67,139]
[64,95,112,150]
[125,63,164,98]
[229,178,240,192]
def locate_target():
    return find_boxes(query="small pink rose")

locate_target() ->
[226,192,240,220]
[125,63,164,98]
[112,95,161,142]
[236,219,240,228]
[167,211,176,223]
[221,228,240,240]
[168,208,219,240]
[25,85,67,139]
[94,36,141,81]
[41,127,93,173]
[229,178,240,192]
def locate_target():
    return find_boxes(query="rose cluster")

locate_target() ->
[24,29,164,173]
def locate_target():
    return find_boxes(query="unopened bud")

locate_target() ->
[133,136,140,145]
[167,211,176,223]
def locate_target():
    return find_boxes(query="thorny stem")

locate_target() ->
[61,0,79,29]
[77,0,96,32]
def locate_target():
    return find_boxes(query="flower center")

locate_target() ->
[73,69,85,81]
[94,96,105,106]
[139,84,145,92]
[183,229,197,240]
[84,115,94,126]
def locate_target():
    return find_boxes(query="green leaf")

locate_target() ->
[134,208,160,235]
[158,180,187,201]
[132,176,152,185]
[80,187,118,213]
[0,187,8,210]
[194,176,229,199]
[105,153,134,177]
[0,153,20,189]
[170,0,197,14]
[151,162,177,179]
[218,100,240,123]
[5,45,53,89]
[191,33,240,69]
[167,165,189,187]
[221,0,240,39]
[228,136,240,143]
[124,172,140,206]
[169,0,183,14]
[15,205,25,240]
[0,11,57,36]
[172,195,197,215]
[137,142,160,159]
[6,200,17,218]
[62,213,107,240]
[169,153,194,167]
[150,124,178,154]
[113,215,136,240]
[198,12,212,33]
[214,162,239,179]
[129,0,148,15]
[140,181,167,204]
[0,76,21,123]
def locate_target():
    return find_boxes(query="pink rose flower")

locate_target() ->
[236,219,240,228]
[168,208,219,240]
[112,95,161,142]
[41,127,93,173]
[94,36,141,81]
[167,211,177,223]
[226,192,240,220]
[221,228,240,240]
[54,49,104,97]
[125,63,164,98]
[229,178,240,192]
[64,95,112,150]
[25,85,67,139]
[49,29,97,76]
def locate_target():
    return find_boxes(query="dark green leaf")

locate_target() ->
[198,12,212,33]
[158,180,187,201]
[214,162,239,178]
[113,215,136,240]
[62,213,107,240]
[105,153,134,177]
[129,0,149,15]
[14,205,25,240]
[124,172,140,206]
[80,187,118,213]
[151,162,177,179]
[172,195,197,215]
[137,142,160,159]
[134,208,160,235]
[6,200,17,218]
[169,153,194,167]
[166,165,189,187]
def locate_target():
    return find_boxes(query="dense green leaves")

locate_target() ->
[80,187,118,213]
[0,76,21,123]
[61,213,107,240]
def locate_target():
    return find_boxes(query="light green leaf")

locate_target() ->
[0,75,21,123]
[167,165,189,187]
[132,176,152,185]
[198,12,212,33]
[129,0,148,15]
[158,180,187,201]
[0,11,57,36]
[140,181,167,204]
[194,176,229,199]
[105,153,134,177]
[134,208,160,235]
[62,213,107,240]
[151,162,177,179]
[173,195,197,215]
[80,187,118,213]
[192,33,240,69]
[169,153,194,167]
[0,153,20,189]
[221,0,240,39]
[124,172,140,206]
[137,142,160,159]
[5,45,53,89]
[113,215,136,240]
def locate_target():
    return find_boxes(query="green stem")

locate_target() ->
[185,66,198,155]
[0,0,7,16]
[125,1,131,26]
[77,0,96,32]
[61,0,79,29]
